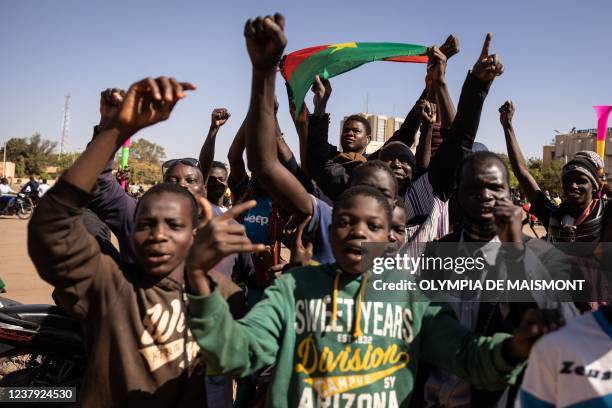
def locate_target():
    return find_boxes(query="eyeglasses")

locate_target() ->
[162,158,200,175]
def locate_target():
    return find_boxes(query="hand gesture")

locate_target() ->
[499,100,515,129]
[187,197,266,295]
[507,309,565,361]
[471,33,504,83]
[244,13,287,71]
[107,76,196,136]
[440,34,460,59]
[287,83,309,124]
[493,197,523,244]
[426,46,448,84]
[99,88,126,125]
[211,108,230,129]
[311,75,332,114]
[290,215,314,267]
[418,100,437,125]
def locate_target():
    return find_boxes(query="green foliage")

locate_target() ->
[129,160,162,185]
[540,159,564,194]
[496,153,519,189]
[15,157,25,178]
[495,153,563,195]
[4,133,58,175]
[54,152,80,173]
[115,138,166,185]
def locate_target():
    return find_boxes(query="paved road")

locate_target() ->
[0,217,54,304]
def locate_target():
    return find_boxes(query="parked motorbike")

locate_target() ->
[0,297,85,392]
[0,193,35,220]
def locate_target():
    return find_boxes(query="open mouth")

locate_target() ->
[479,206,494,218]
[344,245,362,262]
[144,251,171,265]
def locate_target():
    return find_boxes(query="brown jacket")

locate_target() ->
[28,179,207,407]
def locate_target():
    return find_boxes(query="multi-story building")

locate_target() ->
[542,128,612,180]
[339,113,405,155]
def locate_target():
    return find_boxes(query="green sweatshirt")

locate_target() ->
[187,263,525,407]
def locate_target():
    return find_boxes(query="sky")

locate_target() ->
[1,0,611,164]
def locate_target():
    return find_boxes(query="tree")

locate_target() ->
[540,159,564,195]
[129,160,162,185]
[496,153,519,189]
[130,138,166,164]
[3,133,58,175]
[496,153,564,196]
[54,152,80,173]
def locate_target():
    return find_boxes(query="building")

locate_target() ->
[542,128,612,180]
[339,113,405,155]
[0,161,15,179]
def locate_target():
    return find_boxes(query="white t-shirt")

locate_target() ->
[38,184,51,197]
[519,308,612,407]
[0,184,15,195]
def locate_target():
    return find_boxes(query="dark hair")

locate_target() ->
[211,161,228,174]
[351,160,399,195]
[344,114,372,136]
[456,151,509,186]
[333,185,392,225]
[393,197,406,214]
[135,182,199,226]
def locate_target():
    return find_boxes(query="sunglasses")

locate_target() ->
[162,158,200,175]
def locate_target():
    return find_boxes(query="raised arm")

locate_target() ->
[287,85,310,174]
[244,14,313,216]
[305,76,338,182]
[415,100,436,170]
[227,118,248,194]
[30,77,195,318]
[432,37,458,129]
[499,101,541,203]
[428,33,504,199]
[199,108,230,183]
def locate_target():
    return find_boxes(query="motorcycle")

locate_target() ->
[0,297,85,392]
[0,193,35,220]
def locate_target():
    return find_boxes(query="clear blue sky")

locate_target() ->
[1,0,611,163]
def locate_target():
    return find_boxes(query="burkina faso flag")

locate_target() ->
[280,42,428,118]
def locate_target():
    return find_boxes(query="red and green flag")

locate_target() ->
[280,42,429,118]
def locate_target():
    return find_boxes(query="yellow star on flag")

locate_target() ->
[329,42,358,54]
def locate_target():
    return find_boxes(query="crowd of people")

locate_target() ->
[18,12,612,408]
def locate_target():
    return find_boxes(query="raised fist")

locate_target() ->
[418,100,437,125]
[99,88,126,125]
[244,13,287,71]
[440,34,460,59]
[426,46,447,84]
[499,100,515,128]
[211,108,230,129]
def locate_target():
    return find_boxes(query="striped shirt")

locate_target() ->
[401,173,449,257]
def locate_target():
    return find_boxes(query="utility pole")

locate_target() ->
[59,94,71,159]
[2,140,6,177]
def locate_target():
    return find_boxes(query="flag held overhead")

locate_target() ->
[280,42,429,118]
